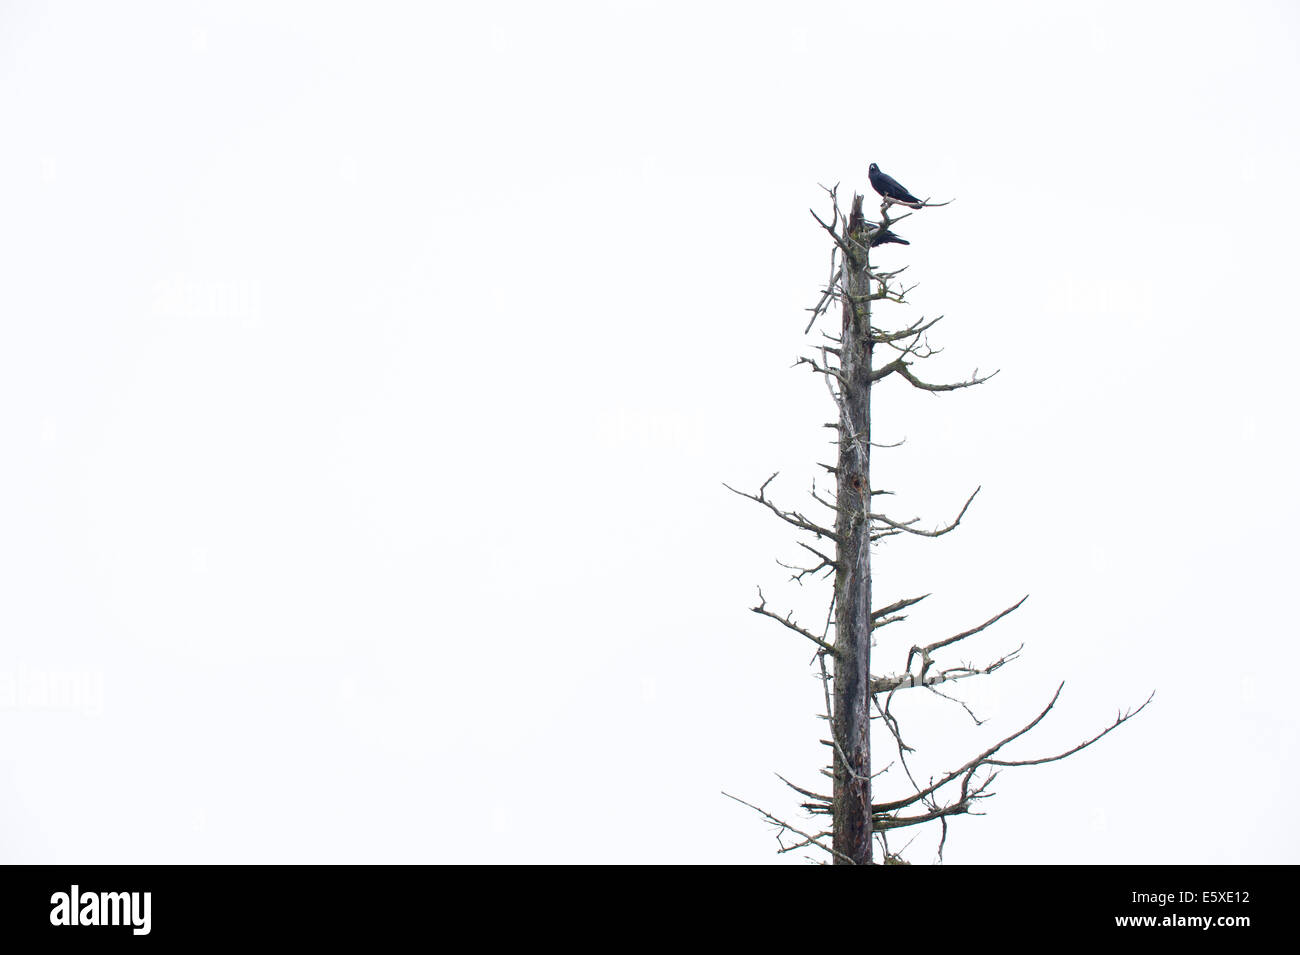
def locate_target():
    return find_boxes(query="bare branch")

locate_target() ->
[809,207,850,255]
[906,595,1028,675]
[751,588,835,654]
[875,801,976,831]
[869,357,905,383]
[871,315,943,344]
[776,545,838,583]
[881,195,953,213]
[723,474,839,541]
[776,773,831,805]
[873,683,1066,814]
[871,614,909,629]
[794,353,847,386]
[869,487,980,539]
[873,643,1023,694]
[873,594,931,621]
[926,682,989,726]
[794,540,838,575]
[897,361,999,392]
[723,792,854,863]
[985,691,1156,769]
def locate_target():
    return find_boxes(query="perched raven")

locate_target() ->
[869,163,923,207]
[866,224,909,247]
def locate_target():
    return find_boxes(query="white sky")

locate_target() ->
[1,0,1296,863]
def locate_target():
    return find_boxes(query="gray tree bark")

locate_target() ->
[832,195,874,865]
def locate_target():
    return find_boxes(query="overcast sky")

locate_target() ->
[1,1,1296,864]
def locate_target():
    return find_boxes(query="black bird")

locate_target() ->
[865,223,909,247]
[869,163,923,207]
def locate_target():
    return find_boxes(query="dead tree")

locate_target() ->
[726,176,1152,865]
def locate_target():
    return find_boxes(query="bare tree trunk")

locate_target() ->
[832,196,873,865]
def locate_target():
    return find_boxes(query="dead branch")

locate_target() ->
[871,356,999,391]
[881,196,952,213]
[873,684,1153,816]
[751,588,835,653]
[809,207,850,256]
[868,487,980,539]
[873,643,1023,693]
[723,473,839,541]
[873,594,931,621]
[870,315,943,344]
[794,353,847,386]
[984,690,1156,769]
[777,773,831,806]
[723,791,853,863]
[907,595,1029,674]
[925,681,990,726]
